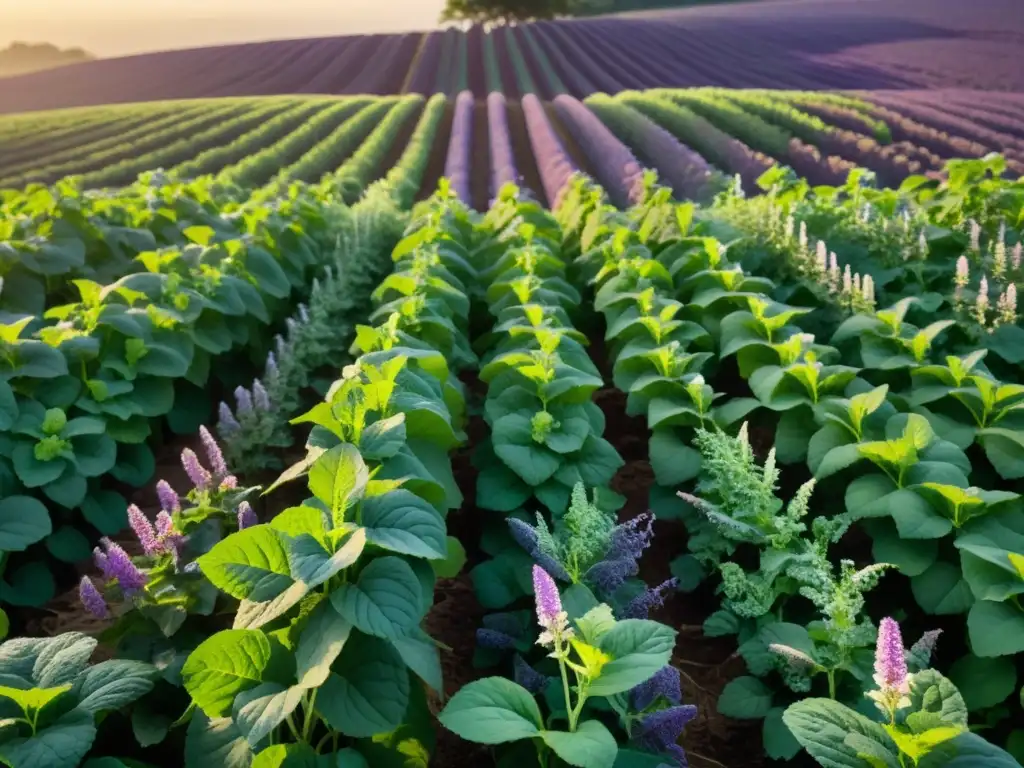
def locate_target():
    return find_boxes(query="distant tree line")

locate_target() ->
[0,42,93,77]
[441,0,743,23]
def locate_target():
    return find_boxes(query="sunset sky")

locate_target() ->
[1,0,448,57]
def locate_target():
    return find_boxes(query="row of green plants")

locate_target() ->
[0,175,351,623]
[547,167,1024,766]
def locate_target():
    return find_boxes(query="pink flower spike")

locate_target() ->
[127,504,160,556]
[532,565,561,627]
[874,617,908,693]
[79,577,108,619]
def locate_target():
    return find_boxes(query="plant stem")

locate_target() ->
[285,714,301,742]
[302,690,319,741]
[557,656,575,731]
[827,669,836,700]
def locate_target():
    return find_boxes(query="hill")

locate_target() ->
[0,0,1021,114]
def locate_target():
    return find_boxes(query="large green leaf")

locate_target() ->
[717,676,773,720]
[911,562,974,615]
[232,682,305,748]
[330,556,423,640]
[648,429,701,486]
[197,526,293,602]
[907,669,968,728]
[315,633,409,739]
[588,619,676,696]
[541,721,616,768]
[390,627,443,692]
[294,601,352,689]
[74,659,155,714]
[0,710,96,768]
[308,443,368,522]
[360,490,447,559]
[0,496,51,551]
[184,712,251,768]
[182,629,273,718]
[783,698,898,768]
[285,528,366,588]
[947,656,1016,711]
[439,677,543,744]
[967,600,1024,657]
[917,732,1023,768]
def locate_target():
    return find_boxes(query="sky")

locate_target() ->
[0,0,448,57]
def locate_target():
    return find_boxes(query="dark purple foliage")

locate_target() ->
[635,705,699,767]
[632,666,683,711]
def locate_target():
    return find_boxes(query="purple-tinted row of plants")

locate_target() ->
[552,95,644,208]
[521,93,577,208]
[444,90,475,205]
[487,92,518,198]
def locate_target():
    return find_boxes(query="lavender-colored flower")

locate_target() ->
[514,654,547,695]
[298,304,310,324]
[93,546,111,579]
[218,402,240,436]
[199,426,228,480]
[128,504,160,556]
[476,628,518,650]
[234,386,254,415]
[874,617,909,694]
[533,565,561,627]
[606,513,655,563]
[181,448,212,491]
[265,351,279,381]
[624,578,679,620]
[237,501,257,530]
[585,557,638,595]
[101,539,148,595]
[635,705,698,767]
[252,379,271,411]
[907,628,942,670]
[220,475,239,491]
[633,666,682,711]
[156,479,180,513]
[955,255,970,287]
[507,518,571,582]
[275,334,287,359]
[1012,242,1022,272]
[79,576,109,619]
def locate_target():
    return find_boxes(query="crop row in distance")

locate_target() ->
[2,89,1023,208]
[0,0,1021,114]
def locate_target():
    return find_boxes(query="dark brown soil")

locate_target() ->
[470,99,491,211]
[505,100,547,207]
[417,101,455,201]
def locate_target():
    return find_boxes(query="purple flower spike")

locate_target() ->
[265,351,279,380]
[155,511,175,538]
[532,565,561,627]
[476,628,518,650]
[128,504,160,556]
[218,402,240,436]
[624,578,679,620]
[633,666,682,711]
[156,479,180,513]
[514,654,548,694]
[102,539,147,595]
[874,617,908,693]
[79,576,109,619]
[234,386,253,415]
[181,448,212,491]
[199,425,228,479]
[635,705,698,767]
[220,475,239,491]
[507,518,571,582]
[252,379,271,411]
[237,501,257,530]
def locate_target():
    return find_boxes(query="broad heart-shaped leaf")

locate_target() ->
[908,669,968,728]
[587,619,676,696]
[0,496,51,551]
[232,681,305,747]
[0,684,71,714]
[233,581,310,631]
[966,600,1024,657]
[330,556,424,640]
[295,601,352,689]
[309,443,369,523]
[717,676,773,719]
[391,626,443,692]
[911,561,974,616]
[315,632,409,738]
[182,629,272,718]
[783,698,899,768]
[763,706,802,760]
[493,434,561,486]
[30,632,97,688]
[73,659,155,714]
[541,720,617,768]
[360,490,447,559]
[889,490,953,540]
[917,731,1023,768]
[0,710,96,768]
[197,525,293,602]
[867,518,938,577]
[977,428,1024,480]
[947,656,1016,711]
[285,527,366,588]
[359,413,407,460]
[250,743,322,768]
[648,428,702,486]
[439,677,543,744]
[184,712,251,768]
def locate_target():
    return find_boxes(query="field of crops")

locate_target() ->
[1,0,1024,766]
[1,0,1023,114]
